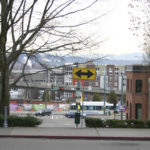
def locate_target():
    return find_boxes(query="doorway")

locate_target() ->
[135,104,142,120]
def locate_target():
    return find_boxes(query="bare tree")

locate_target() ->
[0,0,107,114]
[129,0,150,64]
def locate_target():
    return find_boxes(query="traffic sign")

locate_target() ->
[73,68,96,80]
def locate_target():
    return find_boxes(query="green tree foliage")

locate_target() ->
[93,93,101,101]
[107,91,118,108]
[42,89,51,102]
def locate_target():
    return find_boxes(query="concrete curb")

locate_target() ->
[0,135,150,141]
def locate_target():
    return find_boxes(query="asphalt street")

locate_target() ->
[37,114,85,128]
[0,138,150,150]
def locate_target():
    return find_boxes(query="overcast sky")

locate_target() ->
[89,0,143,55]
[10,0,143,57]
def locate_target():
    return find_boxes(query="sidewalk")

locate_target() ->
[0,127,150,141]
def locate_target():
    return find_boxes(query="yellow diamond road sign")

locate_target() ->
[73,68,96,80]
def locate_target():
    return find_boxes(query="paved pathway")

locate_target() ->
[0,127,150,140]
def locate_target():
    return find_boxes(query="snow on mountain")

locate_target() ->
[15,52,145,70]
[109,52,144,61]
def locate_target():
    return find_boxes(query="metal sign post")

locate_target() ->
[73,68,96,128]
[81,87,84,128]
[75,82,81,128]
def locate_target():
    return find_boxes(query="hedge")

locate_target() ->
[85,117,150,128]
[105,119,127,128]
[145,120,150,128]
[85,118,105,128]
[126,119,145,128]
[0,115,42,127]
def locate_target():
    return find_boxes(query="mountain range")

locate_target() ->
[14,52,145,70]
[63,52,144,65]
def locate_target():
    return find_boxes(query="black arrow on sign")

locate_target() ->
[75,70,94,78]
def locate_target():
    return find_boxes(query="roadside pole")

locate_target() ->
[75,77,81,128]
[81,84,84,128]
[73,67,96,128]
[121,73,123,120]
[3,106,8,128]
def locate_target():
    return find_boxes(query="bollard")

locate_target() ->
[75,112,80,128]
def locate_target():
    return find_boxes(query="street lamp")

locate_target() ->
[103,67,106,115]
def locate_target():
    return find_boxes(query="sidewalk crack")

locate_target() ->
[95,128,101,137]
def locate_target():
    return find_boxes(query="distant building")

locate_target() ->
[63,64,74,100]
[50,67,64,85]
[10,62,126,102]
[126,65,150,120]
[72,61,126,101]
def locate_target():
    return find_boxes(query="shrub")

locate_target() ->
[0,115,4,126]
[145,120,150,128]
[114,110,119,114]
[126,119,145,128]
[85,117,104,128]
[0,115,42,127]
[105,119,127,128]
[85,118,150,128]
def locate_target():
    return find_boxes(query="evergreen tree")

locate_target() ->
[42,89,51,102]
[107,91,118,109]
[93,93,101,101]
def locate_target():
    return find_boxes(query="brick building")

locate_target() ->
[126,65,150,120]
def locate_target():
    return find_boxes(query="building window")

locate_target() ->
[114,76,118,81]
[136,80,142,93]
[95,82,98,86]
[96,76,99,80]
[114,82,118,86]
[109,82,112,86]
[130,79,132,93]
[127,78,129,92]
[109,76,113,81]
[85,81,88,86]
[130,103,132,119]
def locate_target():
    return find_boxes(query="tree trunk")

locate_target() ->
[0,66,10,115]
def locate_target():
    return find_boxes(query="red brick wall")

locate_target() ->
[126,72,150,120]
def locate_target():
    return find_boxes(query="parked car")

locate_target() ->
[65,112,75,118]
[35,109,52,116]
[64,112,86,118]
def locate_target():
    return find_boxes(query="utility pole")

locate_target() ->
[121,73,124,120]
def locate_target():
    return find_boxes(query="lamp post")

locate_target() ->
[3,106,8,128]
[103,67,106,115]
